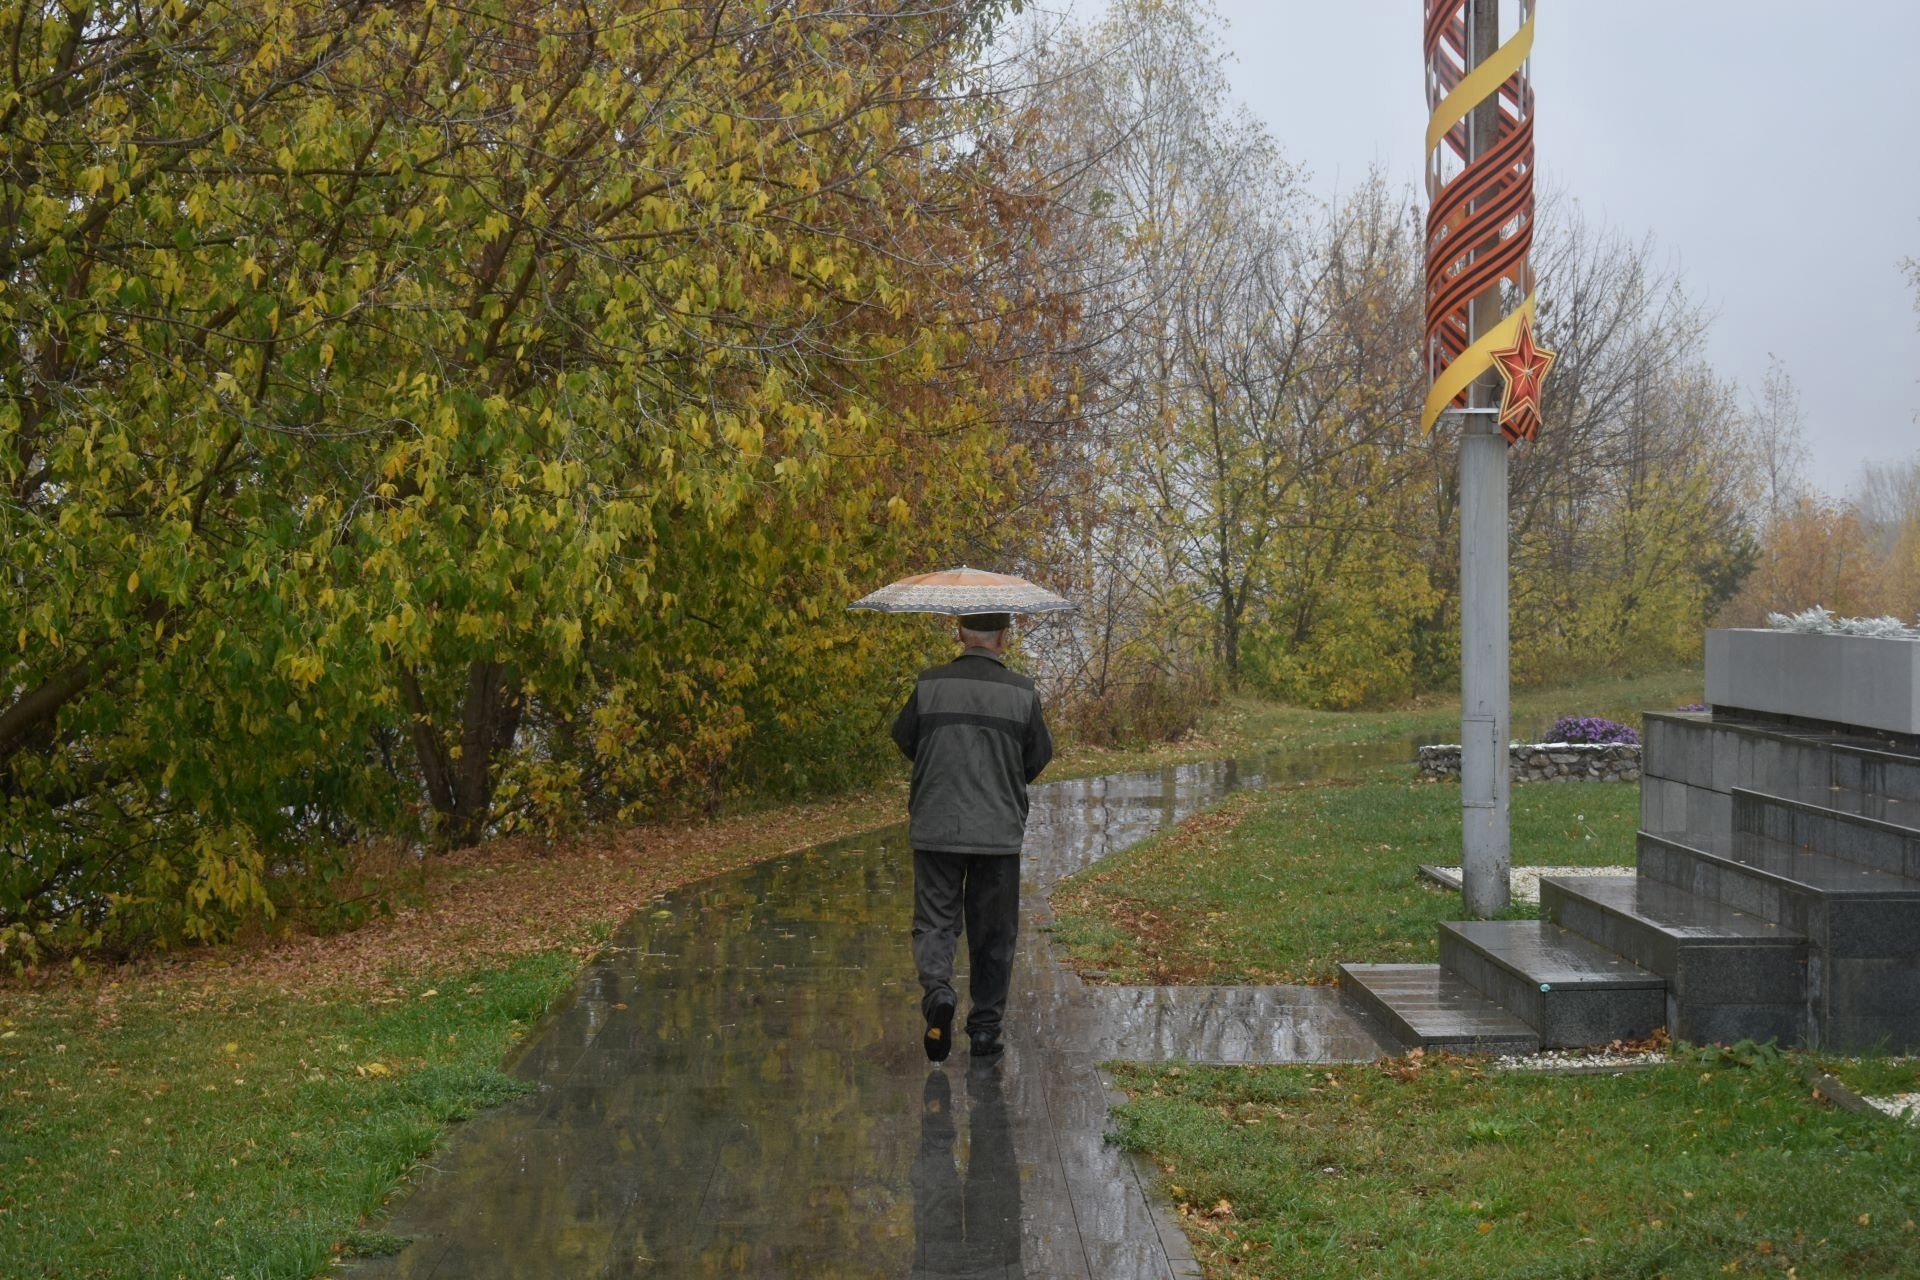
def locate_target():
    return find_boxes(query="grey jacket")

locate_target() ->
[891,648,1053,856]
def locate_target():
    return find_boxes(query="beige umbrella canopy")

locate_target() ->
[847,566,1074,616]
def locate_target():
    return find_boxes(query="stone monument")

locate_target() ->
[1342,626,1920,1054]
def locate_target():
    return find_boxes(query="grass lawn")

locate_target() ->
[1107,1047,1920,1279]
[1057,665,1920,1278]
[0,956,577,1279]
[1052,770,1643,984]
[1048,665,1703,780]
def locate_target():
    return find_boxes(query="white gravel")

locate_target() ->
[1492,1047,1667,1072]
[1863,1093,1920,1123]
[1423,864,1636,904]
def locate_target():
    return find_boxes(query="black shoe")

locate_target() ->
[924,993,956,1063]
[968,1028,1004,1060]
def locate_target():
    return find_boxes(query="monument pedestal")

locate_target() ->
[1343,630,1920,1053]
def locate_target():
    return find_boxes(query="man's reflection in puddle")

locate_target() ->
[912,1066,1023,1278]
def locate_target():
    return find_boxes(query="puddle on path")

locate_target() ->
[352,746,1402,1278]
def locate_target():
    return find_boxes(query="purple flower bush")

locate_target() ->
[1548,714,1640,746]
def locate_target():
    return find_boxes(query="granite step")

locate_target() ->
[1638,829,1920,942]
[1638,830,1920,1052]
[1540,875,1808,1046]
[1750,778,1920,835]
[1336,963,1539,1055]
[1732,787,1920,879]
[1640,712,1920,839]
[1437,920,1667,1048]
[1644,711,1920,801]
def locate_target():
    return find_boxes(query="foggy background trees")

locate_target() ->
[1012,0,1916,734]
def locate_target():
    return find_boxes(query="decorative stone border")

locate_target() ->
[1417,741,1641,783]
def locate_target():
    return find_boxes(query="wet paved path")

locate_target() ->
[354,757,1397,1278]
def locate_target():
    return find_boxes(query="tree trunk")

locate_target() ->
[454,659,522,841]
[1220,604,1242,685]
[400,666,457,819]
[401,661,523,849]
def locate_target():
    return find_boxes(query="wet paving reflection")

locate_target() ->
[911,1068,1019,1279]
[352,749,1400,1279]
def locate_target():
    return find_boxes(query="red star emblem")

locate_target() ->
[1489,314,1557,444]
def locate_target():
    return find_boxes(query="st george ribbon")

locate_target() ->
[1421,0,1555,442]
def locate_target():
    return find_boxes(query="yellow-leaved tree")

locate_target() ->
[0,0,1058,955]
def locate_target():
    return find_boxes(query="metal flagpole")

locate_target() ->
[1422,0,1553,918]
[1457,0,1509,917]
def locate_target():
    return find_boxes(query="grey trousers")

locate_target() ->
[911,850,1020,1034]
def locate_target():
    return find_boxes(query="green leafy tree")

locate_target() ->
[1,0,1054,956]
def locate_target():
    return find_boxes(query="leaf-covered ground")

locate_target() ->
[29,785,909,1000]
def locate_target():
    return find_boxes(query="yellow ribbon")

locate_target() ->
[1426,10,1535,159]
[1420,292,1536,434]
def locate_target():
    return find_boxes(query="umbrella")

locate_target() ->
[846,566,1074,616]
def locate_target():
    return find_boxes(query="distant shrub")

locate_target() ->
[1063,669,1217,748]
[1549,715,1640,746]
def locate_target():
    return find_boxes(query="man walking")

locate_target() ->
[891,613,1053,1062]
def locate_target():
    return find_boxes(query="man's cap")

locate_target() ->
[959,612,1011,632]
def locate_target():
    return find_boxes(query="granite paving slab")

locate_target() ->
[350,750,1401,1279]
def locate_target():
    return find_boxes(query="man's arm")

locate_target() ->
[1022,694,1053,783]
[891,681,920,761]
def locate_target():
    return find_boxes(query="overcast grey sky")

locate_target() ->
[1065,1,1920,495]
